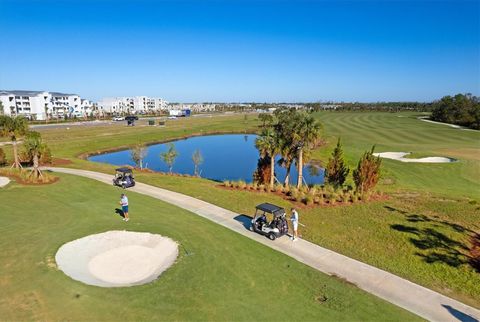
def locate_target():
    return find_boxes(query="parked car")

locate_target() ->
[112,168,135,189]
[113,116,125,121]
[250,203,289,240]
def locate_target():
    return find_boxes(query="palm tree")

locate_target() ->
[255,127,280,189]
[160,143,178,173]
[23,131,46,178]
[293,114,322,188]
[0,115,29,168]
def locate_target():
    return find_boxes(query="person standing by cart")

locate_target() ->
[120,193,130,222]
[290,207,299,241]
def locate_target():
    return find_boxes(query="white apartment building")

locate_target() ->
[98,96,169,114]
[0,90,94,120]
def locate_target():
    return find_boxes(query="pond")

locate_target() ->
[89,134,324,185]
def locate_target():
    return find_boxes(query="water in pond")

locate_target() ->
[89,134,324,185]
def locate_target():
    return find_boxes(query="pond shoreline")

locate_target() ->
[78,130,258,160]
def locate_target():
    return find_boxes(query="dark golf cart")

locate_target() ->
[250,203,289,240]
[125,115,138,126]
[113,167,136,189]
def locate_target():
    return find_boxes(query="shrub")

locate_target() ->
[353,146,382,198]
[258,184,265,191]
[0,148,6,166]
[40,146,53,164]
[304,193,314,206]
[325,138,350,188]
[273,184,283,193]
[328,193,337,205]
[341,191,351,203]
[238,180,246,189]
[223,180,231,187]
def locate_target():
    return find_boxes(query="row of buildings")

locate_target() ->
[0,90,95,121]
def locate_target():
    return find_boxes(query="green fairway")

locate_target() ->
[5,112,479,307]
[312,111,480,199]
[0,174,419,321]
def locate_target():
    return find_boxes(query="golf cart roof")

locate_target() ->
[255,203,285,215]
[115,167,133,173]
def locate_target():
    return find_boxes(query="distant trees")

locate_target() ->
[353,146,382,197]
[326,138,349,188]
[0,115,29,168]
[192,149,203,176]
[431,93,480,130]
[131,144,147,169]
[160,143,178,173]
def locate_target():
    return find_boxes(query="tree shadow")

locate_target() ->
[388,206,478,271]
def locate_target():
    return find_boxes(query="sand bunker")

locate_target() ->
[373,152,455,163]
[0,176,10,188]
[55,230,178,287]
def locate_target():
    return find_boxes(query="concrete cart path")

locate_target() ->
[46,167,480,322]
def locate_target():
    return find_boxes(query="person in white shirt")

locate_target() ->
[119,193,129,222]
[290,207,299,241]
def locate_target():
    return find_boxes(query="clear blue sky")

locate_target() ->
[0,0,478,102]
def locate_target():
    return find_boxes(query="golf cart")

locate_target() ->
[250,203,289,240]
[113,167,136,189]
[125,115,138,126]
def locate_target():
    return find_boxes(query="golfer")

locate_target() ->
[290,207,299,241]
[119,193,129,222]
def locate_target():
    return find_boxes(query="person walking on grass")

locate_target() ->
[120,193,129,222]
[290,207,299,241]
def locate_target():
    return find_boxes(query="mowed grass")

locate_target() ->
[0,174,419,321]
[311,111,480,199]
[10,112,480,307]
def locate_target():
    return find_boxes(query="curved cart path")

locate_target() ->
[46,167,480,321]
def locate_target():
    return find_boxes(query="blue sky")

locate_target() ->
[0,0,478,102]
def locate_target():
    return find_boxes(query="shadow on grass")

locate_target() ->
[387,206,479,271]
[114,208,125,218]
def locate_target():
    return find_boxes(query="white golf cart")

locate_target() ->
[250,203,289,240]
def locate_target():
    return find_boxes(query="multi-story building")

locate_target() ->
[0,90,94,120]
[98,96,169,114]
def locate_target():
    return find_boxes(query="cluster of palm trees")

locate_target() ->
[255,109,322,189]
[0,115,48,178]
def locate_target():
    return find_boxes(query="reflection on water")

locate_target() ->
[89,134,324,185]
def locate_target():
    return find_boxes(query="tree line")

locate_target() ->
[430,93,480,130]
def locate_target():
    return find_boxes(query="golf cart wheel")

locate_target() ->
[268,233,276,241]
[122,184,126,189]
[249,225,254,232]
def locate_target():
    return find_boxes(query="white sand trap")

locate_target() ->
[55,230,178,287]
[373,152,455,163]
[0,176,10,188]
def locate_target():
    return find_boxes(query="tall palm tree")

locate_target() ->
[23,131,46,178]
[255,127,280,189]
[0,115,29,168]
[294,114,322,188]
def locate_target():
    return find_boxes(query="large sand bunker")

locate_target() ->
[0,176,10,188]
[373,152,455,163]
[55,230,178,287]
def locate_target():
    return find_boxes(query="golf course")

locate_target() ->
[1,111,479,320]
